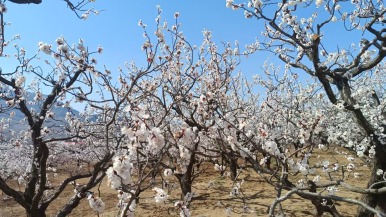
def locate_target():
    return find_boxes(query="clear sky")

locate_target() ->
[2,0,364,92]
[4,0,264,74]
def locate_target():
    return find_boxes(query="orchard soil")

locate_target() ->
[0,147,370,217]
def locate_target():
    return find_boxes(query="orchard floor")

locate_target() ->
[0,148,370,217]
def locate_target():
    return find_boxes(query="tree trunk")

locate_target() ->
[56,195,82,217]
[307,181,341,217]
[178,173,193,198]
[324,78,386,216]
[26,209,46,217]
[357,140,386,217]
[229,154,238,180]
[176,144,199,200]
[221,151,239,180]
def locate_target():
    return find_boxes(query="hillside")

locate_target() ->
[0,92,82,134]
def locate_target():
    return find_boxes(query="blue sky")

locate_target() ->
[5,1,263,74]
[2,0,367,99]
[4,0,364,75]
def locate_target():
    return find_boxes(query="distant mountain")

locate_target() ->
[0,92,82,133]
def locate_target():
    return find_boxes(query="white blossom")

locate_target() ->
[153,187,169,203]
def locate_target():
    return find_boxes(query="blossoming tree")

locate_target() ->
[2,0,386,216]
[0,1,168,217]
[225,0,386,216]
[8,0,97,19]
[130,10,242,204]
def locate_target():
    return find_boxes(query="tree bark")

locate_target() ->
[221,151,238,180]
[357,140,386,217]
[307,181,341,217]
[178,173,193,197]
[176,142,199,199]
[56,195,82,217]
[228,154,238,180]
[26,209,46,217]
[329,77,386,216]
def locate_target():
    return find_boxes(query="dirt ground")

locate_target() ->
[0,148,370,217]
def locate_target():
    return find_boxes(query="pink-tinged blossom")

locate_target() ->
[136,123,148,142]
[179,206,191,217]
[315,0,323,7]
[17,176,25,186]
[179,146,190,160]
[230,186,240,197]
[142,41,151,50]
[46,111,55,119]
[97,45,103,54]
[252,0,262,8]
[155,29,165,42]
[138,19,144,27]
[227,135,238,151]
[148,127,165,153]
[239,147,252,158]
[77,39,86,52]
[121,126,135,139]
[15,76,25,87]
[81,12,89,20]
[226,0,234,8]
[244,10,252,18]
[38,42,51,55]
[0,3,7,13]
[117,190,136,215]
[57,44,69,53]
[153,187,169,203]
[6,99,14,106]
[56,37,64,45]
[41,127,51,135]
[179,127,196,146]
[184,192,194,203]
[112,156,132,184]
[87,194,105,214]
[200,95,206,103]
[163,168,173,178]
[125,105,150,120]
[106,155,133,190]
[214,164,226,172]
[263,141,280,156]
[105,168,121,189]
[117,190,131,202]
